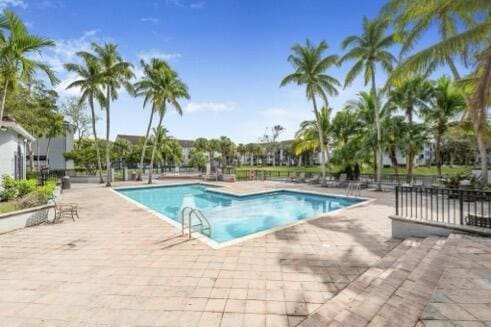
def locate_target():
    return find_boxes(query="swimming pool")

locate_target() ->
[117,184,363,244]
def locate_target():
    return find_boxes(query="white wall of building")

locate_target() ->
[32,125,75,170]
[0,131,27,179]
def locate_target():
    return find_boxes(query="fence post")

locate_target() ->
[459,190,464,225]
[395,185,399,216]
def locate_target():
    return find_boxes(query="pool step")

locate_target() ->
[299,236,448,327]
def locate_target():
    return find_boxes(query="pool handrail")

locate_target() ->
[180,207,212,239]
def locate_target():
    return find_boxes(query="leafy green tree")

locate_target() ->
[83,42,134,186]
[218,136,236,166]
[193,137,209,152]
[382,115,408,179]
[189,148,207,170]
[260,125,284,166]
[339,17,396,189]
[0,10,58,124]
[133,58,171,180]
[280,39,340,182]
[65,53,106,183]
[421,77,466,176]
[60,96,92,141]
[208,138,221,167]
[113,137,132,167]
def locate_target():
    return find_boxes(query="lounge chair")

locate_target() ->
[305,174,320,184]
[287,172,299,183]
[465,213,491,228]
[291,172,306,183]
[323,173,348,187]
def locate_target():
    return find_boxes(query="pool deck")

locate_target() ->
[0,180,398,326]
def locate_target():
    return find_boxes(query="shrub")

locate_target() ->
[1,175,18,201]
[33,181,56,203]
[16,179,37,197]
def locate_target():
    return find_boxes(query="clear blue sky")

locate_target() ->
[7,0,446,143]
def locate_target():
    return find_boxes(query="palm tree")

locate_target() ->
[45,113,65,166]
[381,0,474,80]
[145,65,189,184]
[339,17,397,190]
[389,77,432,181]
[280,39,340,183]
[84,42,134,186]
[382,115,408,181]
[421,77,466,176]
[113,137,131,168]
[0,10,58,124]
[383,0,490,181]
[294,107,330,159]
[133,58,171,180]
[345,92,381,175]
[65,54,106,183]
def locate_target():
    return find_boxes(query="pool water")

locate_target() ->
[117,184,362,243]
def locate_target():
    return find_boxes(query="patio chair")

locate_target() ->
[305,174,320,184]
[291,172,306,183]
[49,199,79,223]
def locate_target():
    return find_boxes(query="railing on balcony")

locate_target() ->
[395,185,491,229]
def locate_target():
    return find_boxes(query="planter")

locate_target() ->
[0,203,54,234]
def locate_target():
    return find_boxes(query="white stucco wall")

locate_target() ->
[0,130,27,179]
[32,131,74,170]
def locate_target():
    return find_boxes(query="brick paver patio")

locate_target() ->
[0,181,399,326]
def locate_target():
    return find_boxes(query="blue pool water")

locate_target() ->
[117,184,362,243]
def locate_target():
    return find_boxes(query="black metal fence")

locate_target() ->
[395,185,491,228]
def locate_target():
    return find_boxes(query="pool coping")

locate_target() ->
[111,182,375,249]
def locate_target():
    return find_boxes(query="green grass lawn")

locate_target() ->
[235,165,473,176]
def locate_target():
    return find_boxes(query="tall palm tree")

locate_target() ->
[134,58,171,180]
[382,115,408,181]
[0,10,58,124]
[145,65,189,184]
[65,54,106,183]
[113,137,132,168]
[389,77,432,181]
[82,43,134,186]
[339,17,397,190]
[280,39,340,183]
[383,0,490,181]
[421,77,466,176]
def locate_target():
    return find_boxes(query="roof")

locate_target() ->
[0,118,35,142]
[116,134,194,148]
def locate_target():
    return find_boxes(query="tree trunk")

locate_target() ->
[406,107,414,184]
[46,137,52,167]
[105,89,112,187]
[373,150,377,177]
[312,96,326,184]
[139,109,154,180]
[148,108,165,184]
[0,80,8,125]
[371,74,383,191]
[477,131,488,184]
[389,147,399,183]
[436,132,442,177]
[89,98,104,183]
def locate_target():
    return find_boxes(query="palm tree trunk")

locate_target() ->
[105,89,112,187]
[406,107,414,184]
[477,130,488,183]
[148,110,165,184]
[89,98,104,183]
[436,132,442,177]
[371,74,383,191]
[312,96,326,184]
[46,137,52,167]
[0,80,9,125]
[390,147,399,183]
[139,109,155,180]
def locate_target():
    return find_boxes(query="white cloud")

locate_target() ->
[0,0,26,9]
[137,49,181,63]
[40,29,99,73]
[140,17,159,24]
[190,2,205,9]
[184,101,236,113]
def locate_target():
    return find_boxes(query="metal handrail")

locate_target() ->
[179,207,212,239]
[346,182,361,197]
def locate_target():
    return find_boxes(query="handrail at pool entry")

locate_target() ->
[180,207,212,239]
